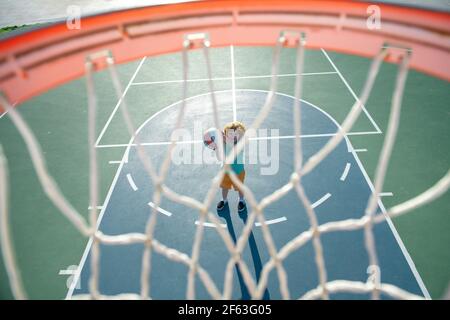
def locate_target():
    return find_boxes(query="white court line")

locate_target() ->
[95,56,147,147]
[257,132,376,139]
[347,137,431,299]
[148,202,172,217]
[96,132,381,149]
[132,76,231,85]
[354,149,368,153]
[96,134,338,149]
[346,131,380,136]
[345,139,353,152]
[0,102,17,119]
[311,193,332,209]
[87,206,103,210]
[340,163,351,181]
[240,71,338,79]
[108,160,121,164]
[255,216,287,227]
[321,49,382,134]
[130,71,337,86]
[126,173,138,191]
[66,152,128,299]
[379,192,394,197]
[195,220,226,228]
[251,133,335,140]
[97,140,202,148]
[230,45,237,122]
[59,269,77,275]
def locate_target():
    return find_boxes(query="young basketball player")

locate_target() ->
[216,121,246,213]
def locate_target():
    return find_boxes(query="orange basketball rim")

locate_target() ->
[0,0,449,112]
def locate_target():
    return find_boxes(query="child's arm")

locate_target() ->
[214,132,225,162]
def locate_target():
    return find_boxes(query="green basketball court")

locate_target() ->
[0,0,449,300]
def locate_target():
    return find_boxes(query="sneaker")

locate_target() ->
[238,201,246,212]
[217,200,226,211]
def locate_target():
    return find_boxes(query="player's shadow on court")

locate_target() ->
[217,204,270,300]
[238,208,271,300]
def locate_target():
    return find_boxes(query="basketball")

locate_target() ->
[203,127,221,150]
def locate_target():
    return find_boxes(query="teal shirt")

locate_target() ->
[223,142,244,175]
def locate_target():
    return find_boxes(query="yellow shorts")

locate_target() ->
[220,171,246,191]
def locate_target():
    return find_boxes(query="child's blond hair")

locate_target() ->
[223,121,246,134]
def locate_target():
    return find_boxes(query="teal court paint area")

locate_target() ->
[71,90,425,299]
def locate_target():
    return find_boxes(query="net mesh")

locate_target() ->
[1,30,449,300]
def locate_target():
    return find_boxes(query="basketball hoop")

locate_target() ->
[0,0,449,300]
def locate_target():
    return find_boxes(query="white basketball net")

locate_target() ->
[1,30,449,300]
